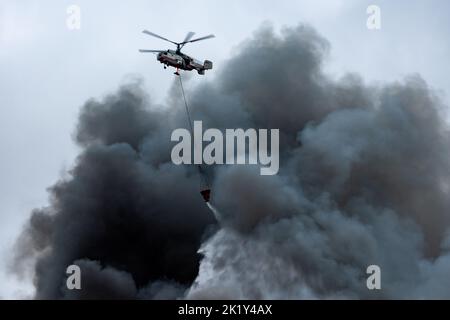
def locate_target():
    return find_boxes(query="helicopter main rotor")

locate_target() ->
[141,30,215,53]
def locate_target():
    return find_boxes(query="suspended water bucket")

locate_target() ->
[200,189,211,202]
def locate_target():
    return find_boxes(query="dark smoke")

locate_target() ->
[14,24,450,299]
[14,81,216,299]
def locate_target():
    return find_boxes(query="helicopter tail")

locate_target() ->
[203,60,213,70]
[198,60,213,75]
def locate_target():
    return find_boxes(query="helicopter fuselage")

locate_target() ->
[157,50,212,75]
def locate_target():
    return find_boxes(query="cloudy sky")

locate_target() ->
[1,0,449,298]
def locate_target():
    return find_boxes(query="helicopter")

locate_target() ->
[139,30,215,75]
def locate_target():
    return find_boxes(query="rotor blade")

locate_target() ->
[142,30,177,45]
[139,49,165,53]
[184,34,215,44]
[182,31,196,43]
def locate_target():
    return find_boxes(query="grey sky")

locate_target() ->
[1,0,449,298]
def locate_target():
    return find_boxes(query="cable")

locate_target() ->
[178,74,195,135]
[178,74,210,190]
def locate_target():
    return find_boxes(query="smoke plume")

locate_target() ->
[14,24,450,299]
